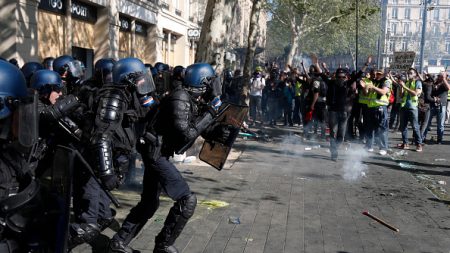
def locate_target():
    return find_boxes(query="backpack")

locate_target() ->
[250,77,263,94]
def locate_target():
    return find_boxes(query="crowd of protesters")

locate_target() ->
[222,55,450,160]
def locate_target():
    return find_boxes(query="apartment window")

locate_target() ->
[402,41,408,51]
[404,8,410,19]
[405,0,411,4]
[392,0,398,4]
[433,25,440,35]
[448,9,450,20]
[420,8,423,18]
[403,23,410,34]
[392,8,398,18]
[447,25,450,34]
[433,9,439,20]
[389,41,395,52]
[446,41,450,53]
[391,23,398,34]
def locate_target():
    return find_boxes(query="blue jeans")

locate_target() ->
[399,107,422,145]
[366,106,388,150]
[423,105,446,142]
[328,111,348,157]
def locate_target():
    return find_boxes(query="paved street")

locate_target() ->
[75,125,450,253]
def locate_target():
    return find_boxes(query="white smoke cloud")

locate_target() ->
[342,146,370,181]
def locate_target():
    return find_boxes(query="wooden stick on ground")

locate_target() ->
[362,211,400,232]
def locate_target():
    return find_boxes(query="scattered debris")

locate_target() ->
[239,128,272,142]
[362,211,399,232]
[183,156,197,163]
[361,172,367,177]
[244,238,254,242]
[398,162,416,169]
[228,216,241,224]
[198,200,229,210]
[380,192,395,197]
[172,152,186,163]
[434,158,447,162]
[438,181,447,185]
[304,147,312,151]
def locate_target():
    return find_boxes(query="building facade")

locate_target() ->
[0,0,200,78]
[381,0,450,69]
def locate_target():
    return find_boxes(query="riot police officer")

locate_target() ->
[109,63,222,253]
[0,60,42,252]
[70,58,157,249]
[154,62,170,97]
[53,55,84,96]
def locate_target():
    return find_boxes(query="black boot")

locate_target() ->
[68,223,100,250]
[109,238,139,253]
[153,194,197,253]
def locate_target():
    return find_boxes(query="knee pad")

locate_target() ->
[177,193,197,219]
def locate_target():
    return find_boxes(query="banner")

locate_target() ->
[390,51,416,72]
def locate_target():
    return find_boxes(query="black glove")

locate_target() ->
[100,174,120,191]
[51,94,80,119]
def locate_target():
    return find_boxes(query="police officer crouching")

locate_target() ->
[109,63,223,253]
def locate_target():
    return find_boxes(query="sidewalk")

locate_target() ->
[74,126,450,253]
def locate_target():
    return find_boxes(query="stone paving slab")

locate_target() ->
[73,125,450,253]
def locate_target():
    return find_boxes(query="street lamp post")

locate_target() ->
[419,0,431,72]
[356,0,359,69]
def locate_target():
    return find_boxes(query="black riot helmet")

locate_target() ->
[112,58,156,95]
[42,57,55,70]
[0,61,38,147]
[154,62,169,74]
[21,62,44,87]
[53,55,83,80]
[172,65,185,81]
[94,58,116,86]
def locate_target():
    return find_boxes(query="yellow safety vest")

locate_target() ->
[368,78,391,108]
[294,81,302,97]
[401,80,418,107]
[358,77,372,105]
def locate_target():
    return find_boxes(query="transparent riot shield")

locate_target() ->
[199,103,248,170]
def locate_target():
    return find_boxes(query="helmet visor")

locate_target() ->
[134,71,156,95]
[66,61,83,79]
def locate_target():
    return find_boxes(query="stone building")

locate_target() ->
[0,0,200,78]
[380,0,450,69]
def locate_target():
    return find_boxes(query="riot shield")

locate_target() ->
[42,145,75,253]
[199,103,248,170]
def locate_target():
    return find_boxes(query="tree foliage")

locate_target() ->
[265,0,380,68]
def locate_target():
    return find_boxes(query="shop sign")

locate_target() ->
[39,0,67,15]
[71,0,97,23]
[135,22,147,36]
[187,29,201,40]
[120,16,131,32]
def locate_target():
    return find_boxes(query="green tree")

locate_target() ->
[265,0,380,68]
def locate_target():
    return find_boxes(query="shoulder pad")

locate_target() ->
[169,89,191,102]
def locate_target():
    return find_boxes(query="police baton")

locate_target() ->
[73,150,121,208]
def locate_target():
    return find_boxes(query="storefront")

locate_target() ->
[37,0,98,78]
[119,16,132,59]
[37,0,67,59]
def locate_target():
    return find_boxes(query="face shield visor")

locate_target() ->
[65,61,83,79]
[0,91,38,147]
[124,71,156,95]
[97,68,113,85]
